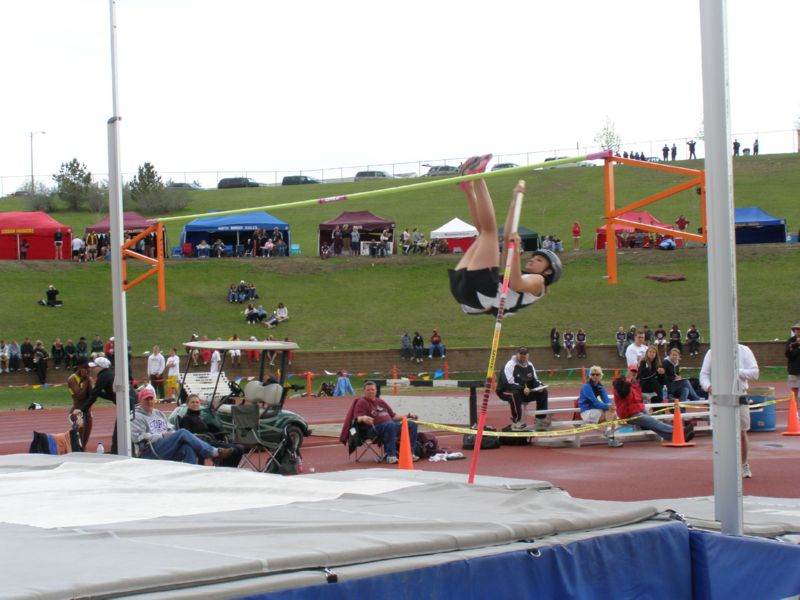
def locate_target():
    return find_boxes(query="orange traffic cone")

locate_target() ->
[782,391,800,436]
[663,398,696,447]
[398,416,414,470]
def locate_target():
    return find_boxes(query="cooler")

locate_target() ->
[748,386,776,432]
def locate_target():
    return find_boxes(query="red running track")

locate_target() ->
[2,384,798,502]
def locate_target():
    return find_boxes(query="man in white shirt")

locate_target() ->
[164,347,180,401]
[209,344,221,373]
[147,345,166,400]
[625,332,647,367]
[699,344,759,478]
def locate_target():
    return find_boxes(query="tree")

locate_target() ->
[53,158,93,211]
[128,162,187,213]
[593,117,622,153]
[129,162,164,204]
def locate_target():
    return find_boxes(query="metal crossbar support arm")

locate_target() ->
[601,155,707,284]
[120,222,166,311]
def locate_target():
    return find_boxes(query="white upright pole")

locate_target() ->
[107,0,131,456]
[699,0,742,534]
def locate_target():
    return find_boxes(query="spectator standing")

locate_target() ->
[401,228,411,255]
[733,139,741,156]
[671,144,677,161]
[786,322,800,401]
[86,230,98,260]
[662,144,669,161]
[209,343,221,373]
[675,215,690,231]
[686,325,702,356]
[342,224,352,256]
[615,326,626,358]
[332,225,343,256]
[228,334,242,367]
[412,331,425,363]
[352,381,419,464]
[575,329,588,359]
[753,139,759,156]
[643,325,653,345]
[351,226,360,255]
[71,235,84,261]
[54,228,63,260]
[67,357,93,445]
[32,341,48,384]
[572,221,581,251]
[653,325,668,356]
[400,333,412,360]
[165,347,180,401]
[687,139,697,159]
[550,327,561,358]
[20,238,29,259]
[625,331,647,366]
[699,344,759,478]
[428,329,445,359]
[147,345,166,399]
[578,366,622,447]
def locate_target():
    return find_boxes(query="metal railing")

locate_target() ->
[2,129,797,196]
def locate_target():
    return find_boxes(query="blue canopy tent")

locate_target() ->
[734,207,787,244]
[181,212,290,256]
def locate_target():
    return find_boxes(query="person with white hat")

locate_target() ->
[786,322,800,401]
[72,356,120,452]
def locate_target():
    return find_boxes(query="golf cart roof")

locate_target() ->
[184,340,299,351]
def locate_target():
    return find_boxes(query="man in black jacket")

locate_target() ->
[500,347,549,431]
[787,323,800,401]
[72,356,132,454]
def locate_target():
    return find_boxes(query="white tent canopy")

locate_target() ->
[430,217,478,239]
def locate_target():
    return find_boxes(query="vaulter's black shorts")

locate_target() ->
[448,267,499,311]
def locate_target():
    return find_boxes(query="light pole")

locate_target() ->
[30,130,45,194]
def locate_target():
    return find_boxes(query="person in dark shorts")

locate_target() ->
[449,154,562,316]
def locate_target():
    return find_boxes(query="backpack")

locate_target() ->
[500,424,531,446]
[462,425,501,450]
[415,432,440,458]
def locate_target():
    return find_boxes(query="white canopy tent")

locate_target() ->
[430,217,478,239]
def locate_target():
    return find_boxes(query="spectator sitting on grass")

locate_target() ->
[227,284,237,303]
[265,302,288,328]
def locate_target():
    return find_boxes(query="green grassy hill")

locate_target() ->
[1,154,798,352]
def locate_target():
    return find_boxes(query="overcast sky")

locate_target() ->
[2,0,798,189]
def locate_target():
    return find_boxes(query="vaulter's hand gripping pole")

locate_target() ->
[467,180,525,484]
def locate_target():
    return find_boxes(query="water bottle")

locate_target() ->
[96,442,105,454]
[662,385,669,403]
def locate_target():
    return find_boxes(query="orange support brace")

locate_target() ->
[121,222,167,311]
[602,156,706,284]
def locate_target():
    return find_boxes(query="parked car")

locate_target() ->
[282,175,320,185]
[167,182,202,190]
[218,177,261,189]
[490,162,519,171]
[354,170,393,181]
[424,165,459,177]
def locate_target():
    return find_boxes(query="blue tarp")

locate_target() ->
[734,206,787,244]
[181,212,290,247]
[242,523,692,600]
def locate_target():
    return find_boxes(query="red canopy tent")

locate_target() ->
[85,211,152,234]
[594,211,681,249]
[0,212,72,260]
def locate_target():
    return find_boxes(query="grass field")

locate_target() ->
[0,154,798,355]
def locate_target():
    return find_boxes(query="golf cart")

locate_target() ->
[170,339,311,452]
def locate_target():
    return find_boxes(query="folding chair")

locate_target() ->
[231,403,278,472]
[345,420,385,463]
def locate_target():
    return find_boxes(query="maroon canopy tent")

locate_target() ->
[594,210,682,249]
[318,211,395,255]
[85,211,152,234]
[0,212,72,260]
